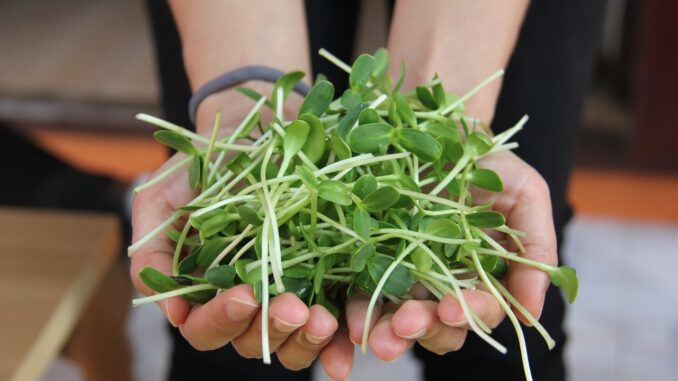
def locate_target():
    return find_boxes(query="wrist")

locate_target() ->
[195,80,304,135]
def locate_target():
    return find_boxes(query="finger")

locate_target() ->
[232,292,309,359]
[473,152,557,324]
[437,289,504,329]
[391,300,467,355]
[504,173,556,323]
[345,292,383,346]
[130,154,195,326]
[177,284,259,350]
[129,248,191,327]
[276,305,339,370]
[320,328,354,381]
[367,313,413,362]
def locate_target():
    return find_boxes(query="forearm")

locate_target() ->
[387,0,529,124]
[169,0,312,132]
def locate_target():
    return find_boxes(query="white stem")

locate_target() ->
[134,156,192,194]
[440,69,505,115]
[132,284,217,306]
[361,243,417,353]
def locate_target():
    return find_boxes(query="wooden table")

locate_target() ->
[0,208,120,381]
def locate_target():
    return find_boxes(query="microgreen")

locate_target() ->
[130,48,579,381]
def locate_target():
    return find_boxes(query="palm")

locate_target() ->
[344,150,557,359]
[130,153,353,380]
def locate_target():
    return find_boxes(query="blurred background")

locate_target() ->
[0,0,676,380]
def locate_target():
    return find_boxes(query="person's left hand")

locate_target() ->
[343,150,557,359]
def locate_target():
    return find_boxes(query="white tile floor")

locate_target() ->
[42,216,678,381]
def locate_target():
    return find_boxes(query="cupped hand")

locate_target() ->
[345,150,557,360]
[130,152,354,380]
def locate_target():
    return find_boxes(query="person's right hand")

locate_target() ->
[130,139,353,379]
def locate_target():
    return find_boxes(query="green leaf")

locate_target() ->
[237,205,263,226]
[549,266,579,303]
[420,218,461,239]
[372,48,389,80]
[388,101,401,128]
[237,111,261,139]
[188,154,202,190]
[411,246,432,272]
[393,61,407,94]
[397,128,442,162]
[299,80,334,117]
[358,108,380,125]
[480,255,508,277]
[465,211,505,228]
[355,268,377,293]
[465,132,494,156]
[341,89,362,110]
[235,259,261,285]
[328,132,352,160]
[205,265,237,288]
[394,93,417,127]
[196,237,229,269]
[416,86,439,110]
[422,120,460,141]
[236,87,271,108]
[284,264,311,279]
[352,207,372,239]
[200,211,236,237]
[337,103,367,139]
[226,152,253,174]
[352,174,378,199]
[281,277,312,299]
[178,250,199,274]
[347,123,394,154]
[153,130,196,155]
[318,180,352,206]
[272,70,305,106]
[299,114,326,163]
[139,267,179,293]
[313,256,326,294]
[349,54,375,90]
[367,254,413,298]
[362,186,399,212]
[467,169,504,192]
[442,139,465,163]
[351,243,376,272]
[283,120,310,158]
[431,74,446,106]
[295,165,319,190]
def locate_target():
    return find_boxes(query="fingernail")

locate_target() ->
[227,297,259,321]
[272,316,304,333]
[442,317,467,328]
[399,328,427,340]
[305,332,332,345]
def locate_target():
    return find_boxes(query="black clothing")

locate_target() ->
[145,0,607,380]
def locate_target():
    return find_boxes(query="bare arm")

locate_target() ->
[168,0,312,131]
[387,0,529,123]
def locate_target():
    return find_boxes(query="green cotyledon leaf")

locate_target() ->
[299,114,326,164]
[347,123,394,154]
[361,186,399,213]
[349,54,375,90]
[318,180,352,206]
[153,130,196,155]
[299,80,334,117]
[549,266,579,303]
[396,128,442,162]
